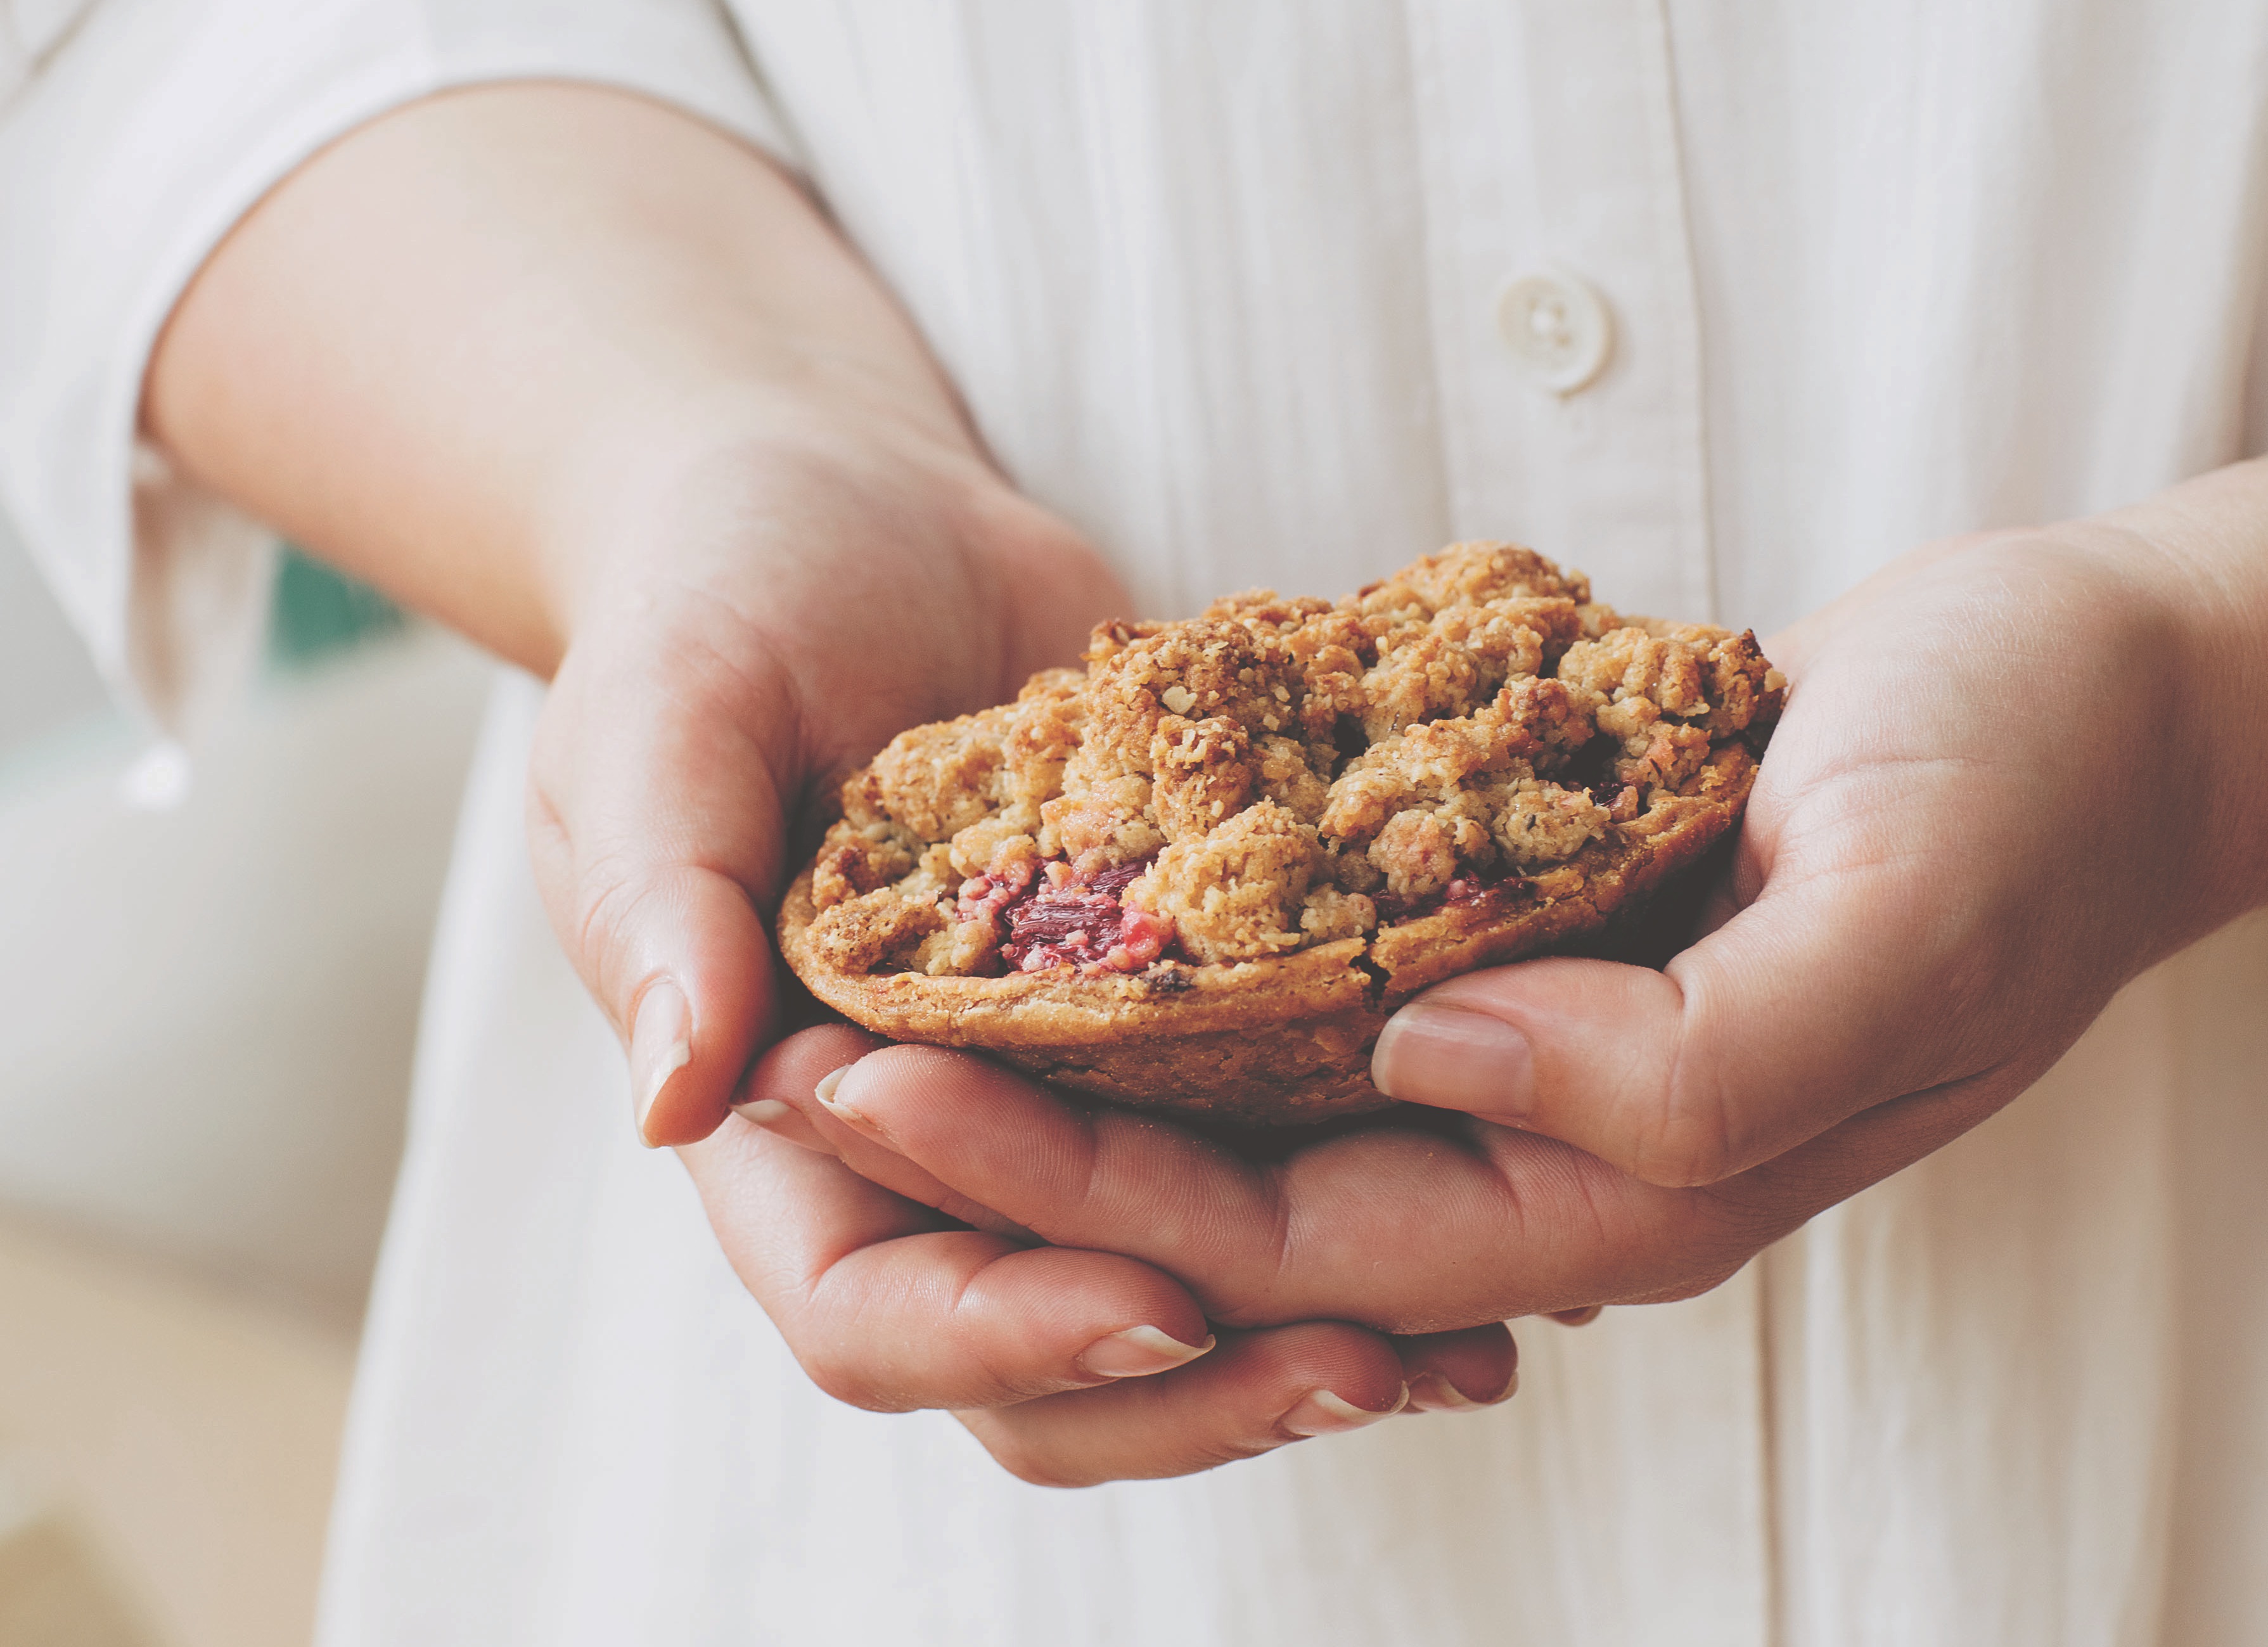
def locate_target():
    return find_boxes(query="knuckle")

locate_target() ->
[573,859,671,1008]
[1194,1165,1297,1328]
[1629,1070,1743,1188]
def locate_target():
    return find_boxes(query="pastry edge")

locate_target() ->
[776,748,1758,1124]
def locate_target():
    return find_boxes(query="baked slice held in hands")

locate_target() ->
[779,543,1784,1124]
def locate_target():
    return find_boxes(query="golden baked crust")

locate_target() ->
[778,543,1784,1124]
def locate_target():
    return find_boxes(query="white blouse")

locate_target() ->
[6,4,2267,1644]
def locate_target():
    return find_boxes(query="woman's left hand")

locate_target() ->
[708,460,2268,1484]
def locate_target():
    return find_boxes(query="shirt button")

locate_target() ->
[1496,269,1615,395]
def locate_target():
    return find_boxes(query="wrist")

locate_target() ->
[533,371,994,669]
[2093,461,2268,935]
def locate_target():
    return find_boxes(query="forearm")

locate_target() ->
[143,82,981,675]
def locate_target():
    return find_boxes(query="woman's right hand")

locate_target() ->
[535,425,1517,1482]
[523,407,1110,1147]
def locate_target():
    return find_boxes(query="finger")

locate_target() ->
[527,622,802,1148]
[678,1113,1215,1412]
[731,1093,838,1155]
[1547,1307,1603,1327]
[818,1046,1283,1297]
[1369,841,2018,1188]
[954,1323,1411,1488]
[729,1023,879,1155]
[812,1009,2027,1344]
[1395,1323,1519,1413]
[814,1046,1747,1330]
[738,1028,1042,1238]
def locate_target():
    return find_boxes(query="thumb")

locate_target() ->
[1371,868,1982,1188]
[593,864,778,1147]
[526,639,791,1148]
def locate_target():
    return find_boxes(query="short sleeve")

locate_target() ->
[0,0,798,736]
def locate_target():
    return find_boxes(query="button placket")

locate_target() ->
[1403,0,1717,624]
[1400,3,1758,1644]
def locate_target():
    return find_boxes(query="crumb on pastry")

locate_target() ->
[797,542,1784,985]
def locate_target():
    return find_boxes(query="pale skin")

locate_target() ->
[148,84,2268,1487]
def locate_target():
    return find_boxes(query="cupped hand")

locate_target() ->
[524,411,1111,1146]
[524,416,1518,1483]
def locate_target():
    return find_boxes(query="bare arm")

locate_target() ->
[148,83,975,674]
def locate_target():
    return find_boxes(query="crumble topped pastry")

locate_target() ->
[780,542,1784,1124]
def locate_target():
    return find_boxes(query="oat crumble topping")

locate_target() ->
[802,543,1783,981]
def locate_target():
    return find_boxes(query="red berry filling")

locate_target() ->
[975,858,1177,976]
[956,858,1035,929]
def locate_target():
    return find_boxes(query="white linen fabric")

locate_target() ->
[5,3,2267,1643]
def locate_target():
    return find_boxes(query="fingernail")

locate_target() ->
[730,1097,839,1156]
[812,1064,879,1133]
[1279,1383,1409,1439]
[1406,1367,1517,1414]
[629,980,691,1146]
[1075,1326,1216,1380]
[1371,1002,1534,1118]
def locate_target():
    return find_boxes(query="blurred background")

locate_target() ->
[0,506,490,1645]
